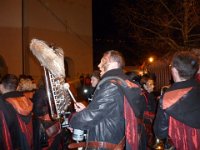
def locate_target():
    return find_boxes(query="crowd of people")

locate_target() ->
[0,49,200,150]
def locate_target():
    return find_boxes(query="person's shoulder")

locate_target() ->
[100,79,119,88]
[126,80,141,88]
[96,78,122,92]
[0,99,6,108]
[191,82,200,94]
[0,98,11,112]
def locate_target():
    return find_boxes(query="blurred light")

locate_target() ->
[148,57,154,63]
[83,89,88,93]
[139,71,144,76]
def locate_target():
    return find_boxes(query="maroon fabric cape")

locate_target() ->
[0,111,13,150]
[163,87,200,150]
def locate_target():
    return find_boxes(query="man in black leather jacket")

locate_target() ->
[69,50,145,150]
[153,51,200,150]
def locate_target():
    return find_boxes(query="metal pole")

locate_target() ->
[22,0,25,74]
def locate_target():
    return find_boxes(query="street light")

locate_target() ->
[140,56,155,75]
[148,57,154,63]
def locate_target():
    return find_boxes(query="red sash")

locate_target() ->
[17,115,33,149]
[168,116,200,150]
[124,96,139,150]
[0,111,13,150]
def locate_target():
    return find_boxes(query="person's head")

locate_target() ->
[171,51,199,82]
[17,74,36,91]
[140,74,155,93]
[90,70,100,87]
[143,79,155,93]
[0,74,19,94]
[98,50,125,77]
[126,71,141,83]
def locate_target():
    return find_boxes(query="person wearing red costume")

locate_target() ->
[0,74,33,150]
[154,51,200,150]
[32,84,67,150]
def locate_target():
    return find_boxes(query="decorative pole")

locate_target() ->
[22,0,25,74]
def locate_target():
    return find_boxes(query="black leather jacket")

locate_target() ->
[70,68,146,148]
[69,69,147,144]
[69,69,127,144]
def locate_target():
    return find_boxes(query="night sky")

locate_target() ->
[93,0,118,38]
[92,0,140,69]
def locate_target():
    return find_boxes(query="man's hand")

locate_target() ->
[74,102,86,112]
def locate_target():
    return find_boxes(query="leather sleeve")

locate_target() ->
[69,82,123,130]
[153,99,169,139]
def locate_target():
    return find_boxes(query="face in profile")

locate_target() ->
[98,55,110,77]
[91,76,99,88]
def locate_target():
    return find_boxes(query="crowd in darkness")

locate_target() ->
[0,49,200,150]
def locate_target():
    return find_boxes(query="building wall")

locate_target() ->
[0,0,23,75]
[0,0,92,81]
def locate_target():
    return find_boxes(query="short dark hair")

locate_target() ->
[104,50,125,68]
[1,74,19,91]
[91,70,100,80]
[171,51,199,79]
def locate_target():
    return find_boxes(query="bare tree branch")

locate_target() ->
[130,21,180,50]
[159,0,182,26]
[113,0,200,55]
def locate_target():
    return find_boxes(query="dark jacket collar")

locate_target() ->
[102,68,128,80]
[170,78,199,90]
[0,91,23,100]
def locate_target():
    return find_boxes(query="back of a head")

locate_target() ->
[126,71,141,83]
[171,51,199,79]
[104,50,125,68]
[140,74,151,85]
[126,71,137,79]
[1,74,19,91]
